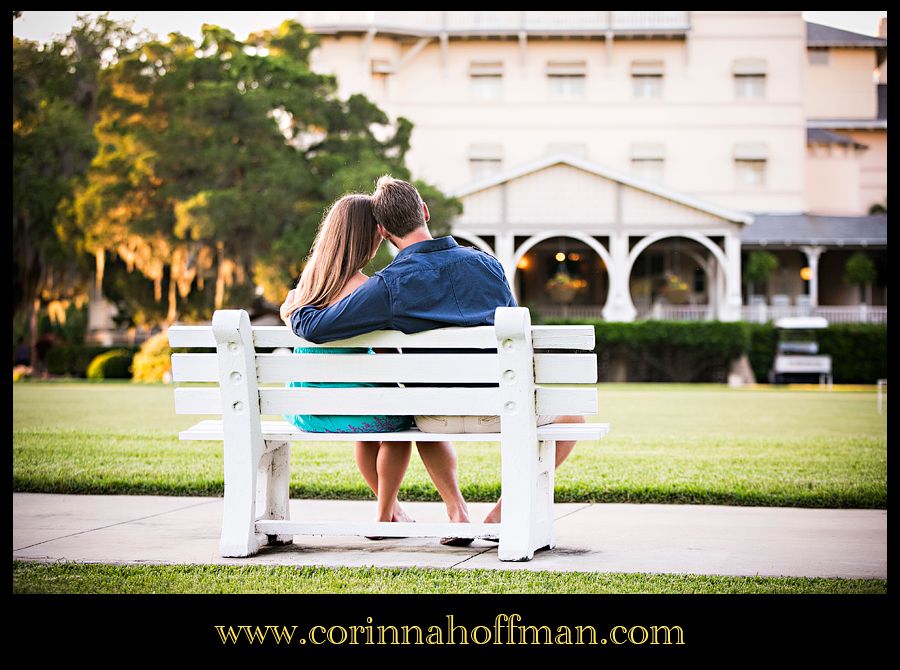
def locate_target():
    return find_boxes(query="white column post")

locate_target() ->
[801,245,825,308]
[495,232,517,293]
[602,232,637,322]
[719,234,743,321]
[495,306,540,561]
[212,309,266,557]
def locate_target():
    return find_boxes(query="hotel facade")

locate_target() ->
[295,10,887,323]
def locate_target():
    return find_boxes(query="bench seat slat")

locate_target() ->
[168,324,596,351]
[172,352,598,384]
[178,419,611,442]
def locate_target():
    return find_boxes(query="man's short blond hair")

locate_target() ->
[371,175,426,238]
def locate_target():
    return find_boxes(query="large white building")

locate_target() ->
[298,11,887,323]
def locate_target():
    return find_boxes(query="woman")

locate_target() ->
[280,194,415,528]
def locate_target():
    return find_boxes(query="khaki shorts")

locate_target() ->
[414,414,557,433]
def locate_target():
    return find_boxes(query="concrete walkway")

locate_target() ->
[12,493,886,579]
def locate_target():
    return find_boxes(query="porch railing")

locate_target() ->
[537,304,887,323]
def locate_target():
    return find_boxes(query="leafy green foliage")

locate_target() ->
[818,324,887,383]
[130,331,172,382]
[46,345,140,377]
[86,349,134,379]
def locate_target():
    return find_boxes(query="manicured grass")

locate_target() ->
[11,561,887,594]
[13,381,886,507]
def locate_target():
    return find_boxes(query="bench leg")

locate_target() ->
[535,439,556,552]
[220,438,264,558]
[498,437,539,562]
[264,440,292,546]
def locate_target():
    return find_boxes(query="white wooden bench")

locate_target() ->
[168,306,610,562]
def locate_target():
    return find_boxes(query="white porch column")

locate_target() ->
[495,232,517,291]
[602,232,637,322]
[719,234,743,322]
[800,245,825,308]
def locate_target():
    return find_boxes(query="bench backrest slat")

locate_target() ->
[173,386,597,417]
[171,352,598,385]
[168,324,596,351]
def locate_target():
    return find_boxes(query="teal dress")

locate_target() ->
[283,346,414,433]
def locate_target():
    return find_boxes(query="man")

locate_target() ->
[282,175,583,535]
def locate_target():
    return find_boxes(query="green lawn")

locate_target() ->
[11,561,888,594]
[13,381,886,507]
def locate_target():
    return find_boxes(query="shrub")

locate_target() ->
[86,350,134,380]
[46,345,139,377]
[543,319,885,383]
[131,331,172,383]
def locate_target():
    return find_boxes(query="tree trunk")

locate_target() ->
[215,241,226,310]
[29,297,39,374]
[166,265,178,324]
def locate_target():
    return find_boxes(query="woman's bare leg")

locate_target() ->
[354,441,413,522]
[375,441,412,522]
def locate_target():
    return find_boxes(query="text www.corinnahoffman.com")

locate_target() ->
[214,614,686,647]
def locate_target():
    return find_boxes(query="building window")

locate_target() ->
[633,75,663,99]
[470,158,503,180]
[735,159,766,187]
[632,159,664,182]
[631,143,665,183]
[631,60,664,99]
[471,75,502,99]
[547,61,587,98]
[734,141,768,187]
[469,142,504,181]
[470,61,503,100]
[732,58,767,99]
[548,74,585,98]
[808,47,830,65]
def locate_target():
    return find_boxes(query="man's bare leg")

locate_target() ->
[415,441,470,523]
[483,415,585,524]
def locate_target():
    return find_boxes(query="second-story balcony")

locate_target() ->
[296,11,691,38]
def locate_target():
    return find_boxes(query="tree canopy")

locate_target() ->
[13,14,461,330]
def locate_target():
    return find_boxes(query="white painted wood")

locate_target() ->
[175,351,597,384]
[536,440,556,550]
[495,306,539,561]
[257,353,498,383]
[252,325,498,349]
[213,310,266,557]
[179,419,611,443]
[175,386,596,416]
[255,520,499,539]
[532,325,595,350]
[169,322,596,351]
[168,325,215,347]
[171,353,218,382]
[264,440,292,545]
[534,354,598,383]
[259,387,502,416]
[171,307,610,561]
[535,387,598,416]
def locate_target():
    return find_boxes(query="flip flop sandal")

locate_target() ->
[440,536,474,547]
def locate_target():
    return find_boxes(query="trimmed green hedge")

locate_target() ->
[546,319,886,383]
[46,346,140,378]
[86,349,134,380]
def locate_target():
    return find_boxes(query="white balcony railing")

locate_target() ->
[538,304,887,323]
[297,11,691,34]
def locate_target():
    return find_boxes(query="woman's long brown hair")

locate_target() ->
[282,193,380,316]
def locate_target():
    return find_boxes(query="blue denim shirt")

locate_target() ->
[291,236,517,343]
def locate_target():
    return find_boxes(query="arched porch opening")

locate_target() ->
[627,234,727,320]
[513,234,609,319]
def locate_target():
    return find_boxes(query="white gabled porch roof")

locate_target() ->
[450,152,755,226]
